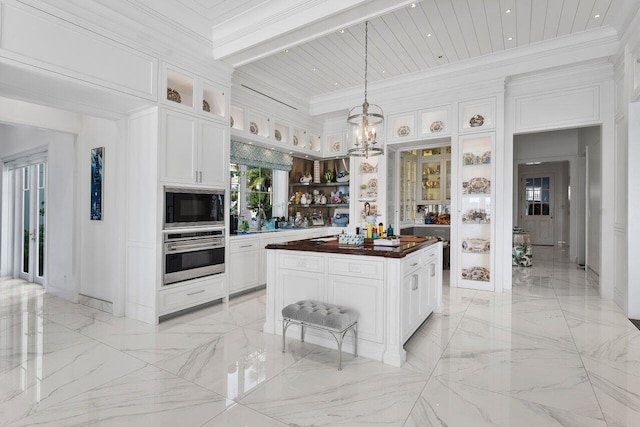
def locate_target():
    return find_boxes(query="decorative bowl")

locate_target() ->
[202,99,211,112]
[167,88,181,103]
[469,114,484,127]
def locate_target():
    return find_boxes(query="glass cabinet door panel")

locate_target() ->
[400,152,417,222]
[445,159,452,200]
[421,161,442,201]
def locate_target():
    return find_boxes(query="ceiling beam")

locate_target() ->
[215,0,421,67]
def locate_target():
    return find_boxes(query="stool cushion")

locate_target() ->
[282,300,359,331]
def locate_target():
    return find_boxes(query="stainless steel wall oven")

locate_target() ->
[163,230,225,285]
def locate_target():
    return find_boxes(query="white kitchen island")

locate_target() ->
[263,236,443,367]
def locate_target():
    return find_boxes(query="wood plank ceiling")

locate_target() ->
[236,0,621,98]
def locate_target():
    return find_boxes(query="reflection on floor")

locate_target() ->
[1,246,639,426]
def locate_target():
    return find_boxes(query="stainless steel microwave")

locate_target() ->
[164,188,225,229]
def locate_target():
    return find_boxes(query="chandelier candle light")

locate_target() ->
[347,21,384,158]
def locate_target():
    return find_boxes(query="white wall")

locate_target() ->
[513,129,579,161]
[77,116,126,307]
[578,127,602,275]
[0,123,77,300]
[628,101,640,318]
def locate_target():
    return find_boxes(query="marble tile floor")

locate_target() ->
[1,246,639,426]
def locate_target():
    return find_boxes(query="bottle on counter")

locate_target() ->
[366,223,373,239]
[378,222,384,237]
[387,224,394,237]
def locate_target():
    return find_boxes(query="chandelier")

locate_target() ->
[347,21,384,158]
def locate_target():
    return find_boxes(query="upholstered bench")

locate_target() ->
[282,300,359,370]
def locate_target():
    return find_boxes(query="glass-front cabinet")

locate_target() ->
[457,133,495,291]
[417,146,451,205]
[399,151,417,225]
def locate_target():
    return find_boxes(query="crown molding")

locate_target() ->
[309,27,620,116]
[507,60,614,95]
[13,0,232,81]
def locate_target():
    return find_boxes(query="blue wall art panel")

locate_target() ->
[90,147,104,220]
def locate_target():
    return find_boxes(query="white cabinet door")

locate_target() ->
[161,109,197,184]
[327,275,384,343]
[229,250,260,293]
[278,270,325,322]
[198,119,228,187]
[401,273,415,339]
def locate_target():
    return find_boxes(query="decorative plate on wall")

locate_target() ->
[462,177,491,194]
[430,121,444,133]
[274,129,282,141]
[202,99,211,112]
[249,121,259,135]
[397,125,411,137]
[230,116,234,128]
[461,238,490,253]
[461,209,490,224]
[462,266,490,282]
[293,135,299,146]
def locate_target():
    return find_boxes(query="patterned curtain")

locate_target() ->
[230,141,294,171]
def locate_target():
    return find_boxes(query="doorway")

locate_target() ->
[16,163,46,285]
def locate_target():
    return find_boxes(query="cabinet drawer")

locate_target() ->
[230,239,259,254]
[279,254,324,272]
[327,257,384,279]
[402,253,422,275]
[158,276,226,314]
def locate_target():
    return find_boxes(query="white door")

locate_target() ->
[520,174,554,245]
[18,163,46,284]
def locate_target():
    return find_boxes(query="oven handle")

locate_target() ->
[166,241,224,253]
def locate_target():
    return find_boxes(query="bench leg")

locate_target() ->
[353,322,358,358]
[337,333,343,371]
[282,319,291,353]
[301,324,305,342]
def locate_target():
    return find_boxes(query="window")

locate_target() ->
[525,177,550,216]
[230,164,273,219]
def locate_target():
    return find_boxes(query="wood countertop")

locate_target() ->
[265,235,439,259]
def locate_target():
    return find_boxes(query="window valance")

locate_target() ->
[230,141,293,171]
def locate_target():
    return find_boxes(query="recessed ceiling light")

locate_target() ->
[410,3,416,8]
[284,49,289,53]
[334,82,338,86]
[505,9,511,13]
[507,37,513,41]
[427,33,432,37]
[289,152,293,154]
[305,155,309,158]
[312,67,317,71]
[339,29,345,34]
[382,70,386,73]
[594,14,601,18]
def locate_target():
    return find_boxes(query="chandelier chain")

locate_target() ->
[364,21,368,103]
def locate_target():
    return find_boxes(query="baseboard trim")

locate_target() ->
[79,293,113,314]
